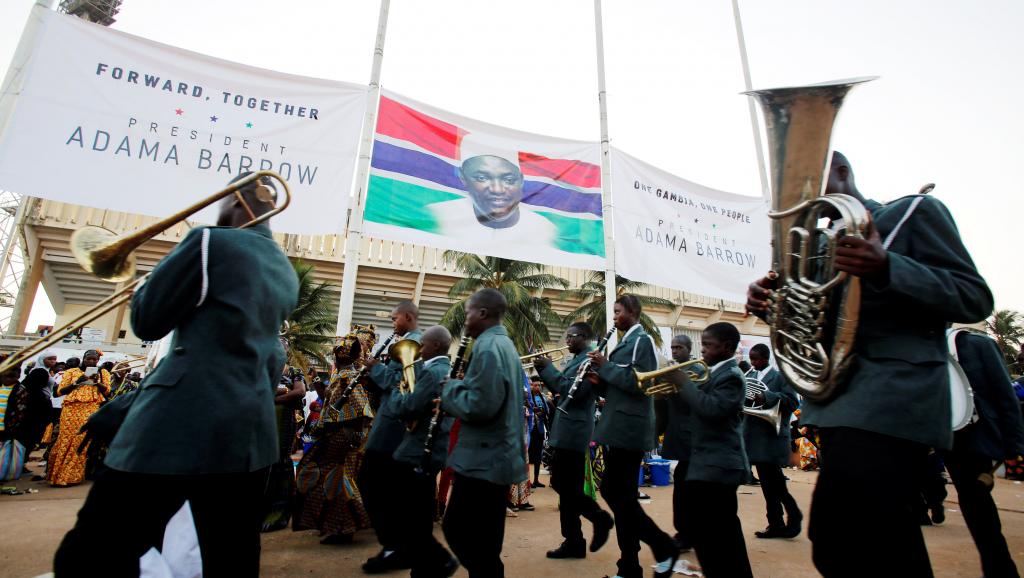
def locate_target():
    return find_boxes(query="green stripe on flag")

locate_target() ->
[536,211,605,257]
[365,175,463,234]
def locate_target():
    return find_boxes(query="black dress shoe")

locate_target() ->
[590,511,614,552]
[533,481,546,488]
[931,506,945,525]
[672,533,693,553]
[546,541,586,559]
[518,502,535,511]
[755,526,790,539]
[362,549,411,573]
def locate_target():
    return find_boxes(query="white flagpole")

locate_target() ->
[594,0,618,344]
[731,0,771,202]
[335,0,391,335]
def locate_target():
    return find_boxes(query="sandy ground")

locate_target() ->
[3,459,1023,578]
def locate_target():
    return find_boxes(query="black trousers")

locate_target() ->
[810,427,933,578]
[442,473,509,578]
[549,447,608,545]
[393,463,454,578]
[600,447,675,578]
[941,448,1020,578]
[54,466,268,578]
[671,460,691,547]
[681,480,753,578]
[752,462,801,528]
[359,449,406,553]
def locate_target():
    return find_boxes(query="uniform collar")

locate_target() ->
[424,355,449,368]
[710,358,736,375]
[477,324,508,339]
[622,323,642,342]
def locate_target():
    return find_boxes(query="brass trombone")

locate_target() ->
[110,355,148,374]
[521,346,568,370]
[0,170,291,376]
[634,359,711,397]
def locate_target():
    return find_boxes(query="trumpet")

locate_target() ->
[634,359,711,397]
[0,170,291,376]
[521,346,568,370]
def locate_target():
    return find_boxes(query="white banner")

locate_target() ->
[611,149,770,303]
[362,90,605,270]
[0,9,366,234]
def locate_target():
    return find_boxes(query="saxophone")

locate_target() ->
[744,77,875,402]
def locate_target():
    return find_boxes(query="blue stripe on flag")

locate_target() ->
[371,140,603,217]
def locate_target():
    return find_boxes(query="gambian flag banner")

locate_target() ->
[363,90,605,270]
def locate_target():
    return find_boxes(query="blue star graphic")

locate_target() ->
[210,115,218,122]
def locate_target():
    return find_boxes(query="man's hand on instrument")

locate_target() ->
[745,273,777,315]
[531,355,551,371]
[835,225,888,279]
[587,351,607,368]
[364,357,380,369]
[753,392,766,406]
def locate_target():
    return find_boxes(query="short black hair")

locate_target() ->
[568,321,594,340]
[750,343,770,359]
[672,334,692,348]
[469,288,508,319]
[705,322,740,353]
[393,300,419,319]
[615,294,642,316]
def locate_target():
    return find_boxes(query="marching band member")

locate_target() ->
[943,330,1024,577]
[742,343,802,539]
[441,288,525,578]
[667,322,753,578]
[661,335,698,552]
[747,152,993,576]
[360,301,422,573]
[532,322,614,560]
[389,325,460,578]
[587,295,678,578]
[56,173,298,577]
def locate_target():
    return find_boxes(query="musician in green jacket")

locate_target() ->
[359,300,422,573]
[441,288,525,578]
[532,321,613,560]
[388,325,459,578]
[747,151,994,577]
[55,173,298,577]
[588,295,679,578]
[742,343,801,539]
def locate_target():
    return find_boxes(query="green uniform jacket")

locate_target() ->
[366,328,423,454]
[105,225,298,475]
[678,359,747,484]
[593,325,658,452]
[660,361,707,462]
[390,355,453,472]
[742,366,797,466]
[953,332,1024,461]
[538,348,595,453]
[801,197,993,449]
[441,325,526,485]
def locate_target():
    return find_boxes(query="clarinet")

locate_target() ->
[557,328,615,415]
[416,335,471,474]
[332,333,398,411]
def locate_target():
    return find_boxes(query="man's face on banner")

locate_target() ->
[459,155,525,223]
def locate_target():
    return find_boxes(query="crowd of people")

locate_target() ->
[0,162,1020,578]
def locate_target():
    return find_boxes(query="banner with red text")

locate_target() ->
[0,8,365,233]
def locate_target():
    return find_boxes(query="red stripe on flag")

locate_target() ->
[518,152,601,189]
[376,96,465,159]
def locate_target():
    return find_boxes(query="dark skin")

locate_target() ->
[74,354,100,385]
[746,156,888,315]
[464,295,502,339]
[670,337,692,364]
[365,305,418,369]
[1,368,21,386]
[275,363,307,404]
[701,332,735,367]
[588,302,637,368]
[531,328,591,371]
[216,179,275,228]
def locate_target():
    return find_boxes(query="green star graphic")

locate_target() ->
[246,122,253,128]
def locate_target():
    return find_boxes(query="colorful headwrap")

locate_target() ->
[332,324,377,364]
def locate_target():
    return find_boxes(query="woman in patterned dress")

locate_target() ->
[293,326,377,544]
[47,350,110,487]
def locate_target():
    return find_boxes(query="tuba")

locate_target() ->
[744,78,876,402]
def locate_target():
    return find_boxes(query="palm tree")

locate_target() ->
[986,309,1024,368]
[561,271,676,347]
[439,252,570,352]
[281,260,337,371]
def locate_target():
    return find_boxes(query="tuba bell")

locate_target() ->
[744,78,876,402]
[389,339,421,393]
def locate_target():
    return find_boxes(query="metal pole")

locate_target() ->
[594,0,618,344]
[731,0,771,202]
[335,0,390,335]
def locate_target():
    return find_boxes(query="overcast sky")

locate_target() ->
[1,0,1021,329]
